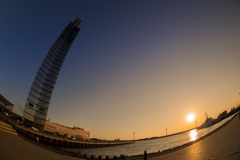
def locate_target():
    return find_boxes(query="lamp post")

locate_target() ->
[132,132,136,140]
[195,118,197,129]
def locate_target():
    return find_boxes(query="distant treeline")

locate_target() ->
[211,105,240,125]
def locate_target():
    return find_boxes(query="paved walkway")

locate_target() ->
[0,120,84,160]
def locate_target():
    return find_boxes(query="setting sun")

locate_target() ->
[187,114,195,122]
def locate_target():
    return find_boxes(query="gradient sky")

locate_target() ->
[1,0,240,140]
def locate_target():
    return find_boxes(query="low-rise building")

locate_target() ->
[0,94,14,112]
[44,120,90,139]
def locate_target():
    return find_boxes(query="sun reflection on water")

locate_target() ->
[189,129,198,141]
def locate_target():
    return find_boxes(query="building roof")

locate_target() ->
[46,120,84,130]
[0,94,14,106]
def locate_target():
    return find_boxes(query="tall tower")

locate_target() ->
[23,18,81,130]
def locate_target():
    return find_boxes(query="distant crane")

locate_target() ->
[132,132,136,140]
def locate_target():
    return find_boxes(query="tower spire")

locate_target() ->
[73,18,81,27]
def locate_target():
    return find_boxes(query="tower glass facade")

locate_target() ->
[23,18,81,130]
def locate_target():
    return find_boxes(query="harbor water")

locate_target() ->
[62,113,237,157]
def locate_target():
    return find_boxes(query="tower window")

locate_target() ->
[29,103,34,107]
[39,108,44,112]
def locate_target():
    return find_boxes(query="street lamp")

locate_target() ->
[132,132,136,140]
[195,118,197,129]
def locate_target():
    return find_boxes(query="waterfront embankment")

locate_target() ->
[0,113,134,149]
[0,112,240,159]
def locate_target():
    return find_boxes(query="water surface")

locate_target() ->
[63,113,237,157]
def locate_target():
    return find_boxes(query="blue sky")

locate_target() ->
[1,0,240,140]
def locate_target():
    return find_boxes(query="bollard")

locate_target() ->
[120,155,126,159]
[98,155,102,159]
[76,152,81,157]
[106,156,109,159]
[144,150,147,160]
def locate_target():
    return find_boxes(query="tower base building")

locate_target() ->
[44,120,90,139]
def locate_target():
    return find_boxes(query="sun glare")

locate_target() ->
[187,114,195,122]
[189,129,198,141]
